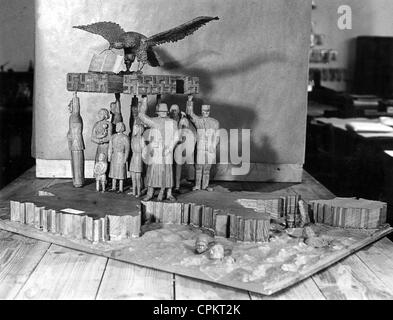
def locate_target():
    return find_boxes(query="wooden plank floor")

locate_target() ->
[1,167,393,300]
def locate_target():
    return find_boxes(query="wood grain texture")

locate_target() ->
[2,168,393,299]
[356,238,393,294]
[96,259,174,300]
[251,278,326,300]
[0,231,50,299]
[312,255,393,300]
[174,275,250,300]
[37,160,304,182]
[0,168,58,201]
[15,245,107,300]
[291,171,335,200]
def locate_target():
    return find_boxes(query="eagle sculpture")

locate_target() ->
[74,16,219,74]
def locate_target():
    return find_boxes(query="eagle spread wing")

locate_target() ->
[73,22,125,43]
[145,16,219,46]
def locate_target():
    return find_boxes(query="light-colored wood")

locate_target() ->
[36,159,96,179]
[251,278,326,300]
[2,168,393,299]
[15,245,107,300]
[215,214,229,238]
[312,254,393,300]
[0,167,52,201]
[175,275,250,300]
[291,171,335,200]
[37,160,303,182]
[309,198,387,229]
[96,259,174,300]
[355,238,393,293]
[0,231,50,300]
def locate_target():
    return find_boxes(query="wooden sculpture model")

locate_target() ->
[73,16,219,73]
[170,104,181,123]
[91,108,112,162]
[130,123,145,197]
[186,95,220,192]
[110,93,123,127]
[108,122,130,193]
[67,92,85,188]
[175,111,195,192]
[139,96,179,201]
[94,153,108,192]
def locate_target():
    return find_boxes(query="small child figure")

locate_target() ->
[129,123,145,197]
[94,153,108,192]
[95,123,109,140]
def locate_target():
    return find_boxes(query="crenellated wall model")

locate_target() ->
[8,195,388,244]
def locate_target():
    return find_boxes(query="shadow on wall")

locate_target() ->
[150,48,288,167]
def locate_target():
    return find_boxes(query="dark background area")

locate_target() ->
[0,70,35,189]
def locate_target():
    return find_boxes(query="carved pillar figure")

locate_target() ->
[67,92,85,188]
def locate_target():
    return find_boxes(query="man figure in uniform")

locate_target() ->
[139,96,179,201]
[186,96,219,192]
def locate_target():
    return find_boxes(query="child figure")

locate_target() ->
[95,123,109,140]
[129,123,145,197]
[94,153,108,192]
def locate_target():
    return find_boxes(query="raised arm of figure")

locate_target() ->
[186,95,202,127]
[138,96,157,129]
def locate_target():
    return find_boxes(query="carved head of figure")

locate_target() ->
[132,103,140,118]
[157,103,169,118]
[133,124,143,137]
[68,93,80,114]
[116,122,126,134]
[170,104,180,118]
[98,153,106,162]
[195,233,212,254]
[179,112,190,129]
[98,108,110,121]
[110,102,118,114]
[202,105,211,118]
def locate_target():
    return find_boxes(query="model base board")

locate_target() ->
[35,160,304,183]
[0,181,391,295]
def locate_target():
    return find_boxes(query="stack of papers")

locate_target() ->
[379,117,393,127]
[346,121,393,133]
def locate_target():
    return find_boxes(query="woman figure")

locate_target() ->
[108,122,130,193]
[91,108,112,163]
[129,123,145,197]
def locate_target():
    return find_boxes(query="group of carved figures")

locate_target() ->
[67,93,220,202]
